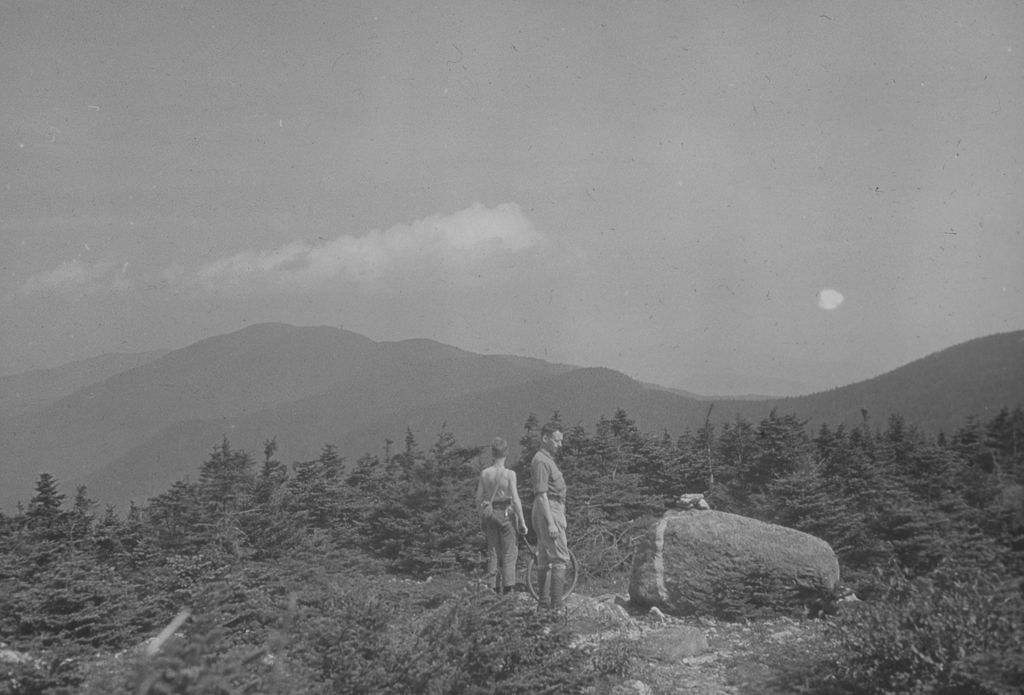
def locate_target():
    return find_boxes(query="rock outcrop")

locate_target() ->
[637,625,709,661]
[629,510,839,617]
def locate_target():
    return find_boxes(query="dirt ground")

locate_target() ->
[627,614,831,695]
[560,591,834,695]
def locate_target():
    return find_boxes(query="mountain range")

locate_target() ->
[1,323,1021,512]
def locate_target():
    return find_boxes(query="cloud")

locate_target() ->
[14,259,131,300]
[817,288,845,310]
[191,202,544,293]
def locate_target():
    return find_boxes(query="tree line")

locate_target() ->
[7,405,1024,589]
[1,404,1022,692]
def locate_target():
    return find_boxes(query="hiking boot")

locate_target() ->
[536,568,550,610]
[550,566,567,612]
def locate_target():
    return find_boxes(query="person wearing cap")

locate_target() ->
[476,436,528,594]
[530,422,568,611]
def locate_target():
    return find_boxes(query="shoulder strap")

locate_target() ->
[488,469,506,502]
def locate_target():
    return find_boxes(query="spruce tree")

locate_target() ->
[26,473,66,536]
[145,479,201,551]
[285,445,347,531]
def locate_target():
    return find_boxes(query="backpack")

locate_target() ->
[480,470,508,521]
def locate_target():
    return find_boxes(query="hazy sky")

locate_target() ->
[2,1,1022,395]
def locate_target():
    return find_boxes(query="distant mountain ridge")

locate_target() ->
[720,330,1024,434]
[0,350,169,419]
[1,324,1020,511]
[0,323,575,510]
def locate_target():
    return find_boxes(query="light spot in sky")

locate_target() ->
[817,288,844,311]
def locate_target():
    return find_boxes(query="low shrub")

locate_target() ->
[391,589,604,693]
[810,566,1024,694]
[75,568,636,694]
[569,516,652,588]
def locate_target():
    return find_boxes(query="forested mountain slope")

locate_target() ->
[80,351,578,506]
[718,329,1024,434]
[2,324,1021,511]
[0,349,168,418]
[339,330,1024,467]
[0,323,572,510]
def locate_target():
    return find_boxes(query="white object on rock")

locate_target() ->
[676,493,710,510]
[611,679,653,695]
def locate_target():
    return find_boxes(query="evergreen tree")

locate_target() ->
[25,473,68,539]
[361,427,480,574]
[561,410,664,523]
[27,472,65,521]
[145,479,202,551]
[639,427,684,500]
[518,412,541,470]
[667,428,714,499]
[749,409,812,492]
[254,437,288,502]
[197,437,256,517]
[245,438,300,558]
[347,452,385,496]
[193,438,258,556]
[986,406,1024,482]
[388,427,425,480]
[285,445,347,532]
[883,413,921,475]
[66,485,96,543]
[342,452,389,548]
[715,417,759,510]
[812,423,895,582]
[754,459,839,545]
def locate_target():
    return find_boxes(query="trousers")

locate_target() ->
[531,498,569,570]
[482,504,518,588]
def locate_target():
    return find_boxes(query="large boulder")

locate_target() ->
[629,510,839,617]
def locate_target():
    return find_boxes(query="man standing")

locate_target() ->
[476,437,528,594]
[530,422,568,611]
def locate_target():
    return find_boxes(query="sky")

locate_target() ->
[2,1,1022,396]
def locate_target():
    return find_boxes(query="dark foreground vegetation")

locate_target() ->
[2,406,1022,693]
